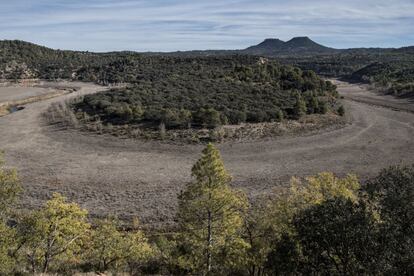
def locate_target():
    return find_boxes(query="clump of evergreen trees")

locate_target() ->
[0,147,413,275]
[74,61,338,130]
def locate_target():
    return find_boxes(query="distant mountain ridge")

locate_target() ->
[243,36,339,55]
[1,38,412,58]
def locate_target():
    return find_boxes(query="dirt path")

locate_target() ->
[1,81,414,227]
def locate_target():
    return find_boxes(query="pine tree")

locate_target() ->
[0,222,16,274]
[0,152,21,221]
[338,105,345,116]
[176,143,249,274]
[293,92,307,119]
[0,152,20,274]
[87,217,153,273]
[19,193,90,273]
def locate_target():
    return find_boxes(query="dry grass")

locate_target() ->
[65,110,346,144]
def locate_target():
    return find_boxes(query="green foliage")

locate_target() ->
[2,143,414,275]
[365,165,414,274]
[176,143,249,274]
[0,41,339,131]
[19,193,90,273]
[292,91,307,119]
[244,173,361,274]
[278,49,414,97]
[86,217,153,273]
[264,233,301,275]
[193,108,222,129]
[265,173,360,236]
[0,221,16,274]
[73,57,337,130]
[352,61,414,97]
[0,152,22,221]
[337,105,345,116]
[290,172,360,205]
[293,198,380,275]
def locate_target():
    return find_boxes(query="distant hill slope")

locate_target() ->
[243,37,339,56]
[1,39,413,93]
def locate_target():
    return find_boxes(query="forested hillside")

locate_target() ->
[351,60,414,96]
[276,49,414,96]
[1,39,413,98]
[0,40,99,80]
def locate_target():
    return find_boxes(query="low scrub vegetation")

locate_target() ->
[0,147,413,275]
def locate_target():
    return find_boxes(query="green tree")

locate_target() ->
[197,108,222,129]
[293,198,380,275]
[249,173,360,274]
[242,201,274,276]
[337,105,345,116]
[176,143,249,274]
[307,96,319,114]
[19,193,90,273]
[0,219,16,274]
[365,165,414,274]
[265,173,360,239]
[292,92,307,119]
[318,100,329,114]
[0,152,20,274]
[87,217,153,273]
[264,233,301,275]
[0,152,21,221]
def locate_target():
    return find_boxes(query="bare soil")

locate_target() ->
[0,81,78,116]
[1,81,414,228]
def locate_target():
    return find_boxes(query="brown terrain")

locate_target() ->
[1,80,414,227]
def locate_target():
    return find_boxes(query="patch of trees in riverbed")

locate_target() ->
[74,60,339,130]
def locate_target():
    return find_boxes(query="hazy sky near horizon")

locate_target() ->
[1,0,414,52]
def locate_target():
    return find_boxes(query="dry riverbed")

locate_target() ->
[1,81,414,228]
[0,81,78,116]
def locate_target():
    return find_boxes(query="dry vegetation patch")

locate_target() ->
[44,99,346,144]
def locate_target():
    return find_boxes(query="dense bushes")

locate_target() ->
[277,49,414,97]
[74,58,338,130]
[351,61,414,96]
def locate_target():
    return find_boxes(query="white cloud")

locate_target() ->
[0,0,413,51]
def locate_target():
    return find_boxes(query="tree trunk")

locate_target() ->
[42,254,49,273]
[207,209,212,273]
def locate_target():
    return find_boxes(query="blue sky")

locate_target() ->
[1,0,414,52]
